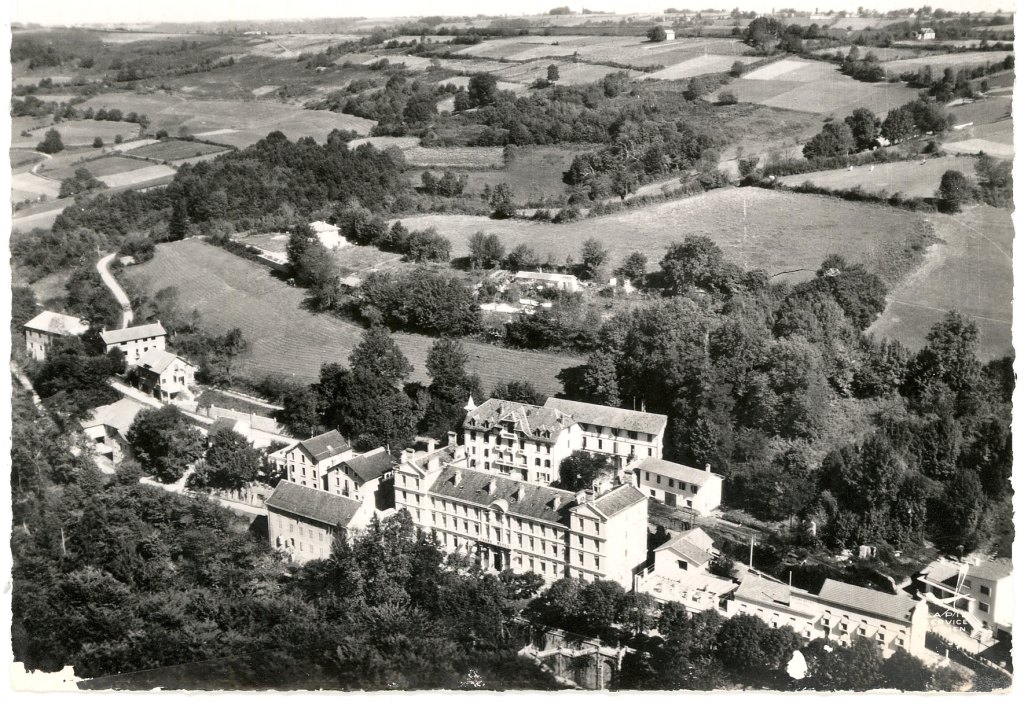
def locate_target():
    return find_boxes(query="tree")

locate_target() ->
[189,428,262,491]
[904,312,981,401]
[730,60,745,77]
[574,350,621,407]
[503,243,539,271]
[546,64,560,81]
[659,236,738,295]
[405,228,451,263]
[351,326,413,383]
[718,91,738,105]
[92,137,104,148]
[579,238,609,280]
[468,73,500,107]
[557,451,613,491]
[881,105,916,144]
[803,121,855,160]
[616,251,648,285]
[647,26,668,42]
[491,380,544,406]
[881,648,933,691]
[126,405,205,483]
[489,182,516,219]
[468,231,505,269]
[36,128,64,154]
[169,197,190,241]
[938,169,971,213]
[844,108,881,152]
[423,338,483,439]
[935,470,985,554]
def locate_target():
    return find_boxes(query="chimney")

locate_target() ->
[705,463,711,473]
[427,438,436,453]
[452,469,462,486]
[575,489,587,506]
[447,430,458,448]
[512,485,523,503]
[486,479,496,495]
[401,448,414,464]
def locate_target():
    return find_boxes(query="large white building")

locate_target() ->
[544,397,667,468]
[463,398,581,485]
[23,310,89,361]
[917,557,1013,640]
[100,322,167,362]
[634,527,736,614]
[268,429,354,491]
[632,457,723,515]
[395,439,649,588]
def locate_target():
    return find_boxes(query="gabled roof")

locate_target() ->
[965,557,1013,582]
[734,574,796,607]
[266,480,363,528]
[544,397,668,436]
[635,457,717,485]
[100,322,167,345]
[429,466,577,526]
[297,429,351,463]
[656,527,716,566]
[136,348,190,374]
[208,417,247,438]
[339,447,392,485]
[590,483,646,518]
[465,398,576,441]
[80,397,145,438]
[816,579,918,624]
[24,310,89,336]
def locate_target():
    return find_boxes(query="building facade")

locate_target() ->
[269,429,355,491]
[917,557,1013,639]
[265,480,368,563]
[514,271,581,293]
[463,398,581,485]
[100,322,167,362]
[634,528,736,614]
[395,440,648,588]
[543,397,666,468]
[134,349,197,401]
[632,457,723,514]
[23,311,89,361]
[80,397,146,463]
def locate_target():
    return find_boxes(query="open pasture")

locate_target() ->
[125,139,229,161]
[11,119,141,148]
[868,207,1012,361]
[812,46,921,61]
[99,164,178,188]
[79,93,376,147]
[948,96,1012,127]
[41,154,149,180]
[396,187,933,287]
[348,136,421,150]
[11,171,61,201]
[778,155,979,198]
[433,74,526,94]
[649,54,759,80]
[883,51,1013,74]
[126,239,579,394]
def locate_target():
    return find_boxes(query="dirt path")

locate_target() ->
[97,253,134,328]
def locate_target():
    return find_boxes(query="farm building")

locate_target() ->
[515,270,581,293]
[631,457,722,515]
[663,28,676,41]
[23,310,89,361]
[309,220,349,250]
[916,27,936,40]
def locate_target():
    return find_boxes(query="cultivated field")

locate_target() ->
[648,54,760,80]
[778,155,979,198]
[347,136,420,150]
[396,187,933,286]
[99,164,177,187]
[11,171,61,201]
[124,138,229,161]
[11,119,142,148]
[403,146,505,168]
[868,206,1012,361]
[42,154,150,180]
[433,73,527,94]
[718,58,919,116]
[126,239,580,394]
[883,51,1014,74]
[79,93,376,147]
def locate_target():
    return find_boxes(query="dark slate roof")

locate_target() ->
[656,528,716,566]
[340,448,392,485]
[734,574,795,606]
[298,430,351,463]
[265,481,362,528]
[635,457,717,485]
[465,398,576,441]
[100,322,166,345]
[591,483,646,518]
[816,579,918,624]
[429,466,577,526]
[966,558,1013,582]
[544,397,667,435]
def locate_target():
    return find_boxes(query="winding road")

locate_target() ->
[97,253,134,328]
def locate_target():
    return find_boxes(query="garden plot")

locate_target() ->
[347,136,421,150]
[403,146,505,168]
[99,164,177,188]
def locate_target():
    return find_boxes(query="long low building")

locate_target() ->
[631,457,723,515]
[395,438,649,588]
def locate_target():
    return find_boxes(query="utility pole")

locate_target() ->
[749,533,756,568]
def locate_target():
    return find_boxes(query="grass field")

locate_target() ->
[778,155,979,198]
[883,51,1014,74]
[403,146,505,168]
[867,206,1012,361]
[718,58,919,117]
[11,119,142,148]
[100,164,177,187]
[446,144,595,204]
[11,171,61,201]
[125,139,229,161]
[648,54,759,80]
[42,155,149,180]
[125,239,580,394]
[80,93,376,147]
[396,187,933,286]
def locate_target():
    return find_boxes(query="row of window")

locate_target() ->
[432,529,603,572]
[643,472,700,493]
[468,430,554,454]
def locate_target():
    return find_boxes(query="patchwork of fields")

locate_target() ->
[126,239,580,394]
[396,187,933,286]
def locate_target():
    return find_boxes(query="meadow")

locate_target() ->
[395,187,934,287]
[12,119,142,148]
[79,93,376,147]
[403,146,505,168]
[883,51,1014,74]
[42,154,151,180]
[867,206,1012,362]
[126,239,580,394]
[452,144,597,204]
[778,155,979,198]
[124,138,229,161]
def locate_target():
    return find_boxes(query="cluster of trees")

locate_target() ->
[839,45,885,82]
[903,56,1014,101]
[359,269,481,336]
[420,170,468,197]
[58,166,105,198]
[27,337,124,421]
[334,208,452,260]
[323,74,453,133]
[803,99,952,160]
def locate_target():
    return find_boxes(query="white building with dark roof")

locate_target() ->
[23,310,89,361]
[80,397,146,463]
[133,349,197,401]
[269,429,355,491]
[395,439,649,588]
[265,480,372,563]
[544,397,667,467]
[463,398,581,484]
[632,457,722,514]
[916,556,1013,640]
[636,527,735,614]
[100,321,167,362]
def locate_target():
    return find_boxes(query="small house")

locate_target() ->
[916,28,936,40]
[80,397,146,462]
[133,349,197,401]
[309,220,348,250]
[23,310,89,361]
[632,457,722,514]
[663,28,676,41]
